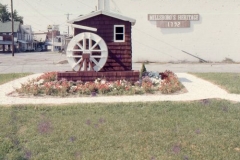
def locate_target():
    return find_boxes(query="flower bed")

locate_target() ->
[15,70,185,97]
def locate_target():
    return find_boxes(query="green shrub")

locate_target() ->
[159,70,184,94]
[15,71,185,97]
[139,63,147,78]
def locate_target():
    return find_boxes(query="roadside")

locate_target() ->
[0,52,240,73]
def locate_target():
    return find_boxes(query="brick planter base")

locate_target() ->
[57,71,140,82]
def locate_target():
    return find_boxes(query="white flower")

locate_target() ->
[71,86,77,90]
[95,78,102,84]
[150,77,161,85]
[108,83,113,88]
[34,79,44,85]
[38,79,44,84]
[101,79,106,84]
[94,80,98,84]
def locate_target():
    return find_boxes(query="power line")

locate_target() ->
[133,39,180,60]
[32,26,46,32]
[33,0,70,13]
[24,17,44,26]
[133,27,181,51]
[133,27,207,61]
[22,0,55,23]
[72,0,95,10]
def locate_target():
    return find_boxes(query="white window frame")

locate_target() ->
[114,25,125,42]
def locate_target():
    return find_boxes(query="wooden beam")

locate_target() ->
[66,23,97,32]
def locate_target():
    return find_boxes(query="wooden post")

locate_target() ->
[11,0,14,56]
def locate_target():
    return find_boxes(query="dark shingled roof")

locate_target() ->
[0,21,21,33]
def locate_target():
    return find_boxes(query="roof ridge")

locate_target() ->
[68,10,136,26]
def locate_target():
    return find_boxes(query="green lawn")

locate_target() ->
[190,73,240,94]
[1,100,240,159]
[0,73,32,85]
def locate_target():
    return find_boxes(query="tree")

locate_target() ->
[0,3,23,24]
[0,3,11,22]
[12,10,23,24]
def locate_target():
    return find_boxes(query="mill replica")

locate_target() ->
[57,0,140,82]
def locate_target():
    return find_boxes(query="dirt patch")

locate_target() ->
[56,60,68,64]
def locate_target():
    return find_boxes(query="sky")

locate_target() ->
[0,0,153,34]
[1,0,99,34]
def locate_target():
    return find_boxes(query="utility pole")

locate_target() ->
[11,0,14,56]
[65,13,72,36]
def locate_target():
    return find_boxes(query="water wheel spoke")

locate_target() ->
[90,57,99,66]
[72,58,83,69]
[90,39,101,50]
[82,34,86,51]
[67,32,108,72]
[88,33,92,49]
[67,55,83,58]
[89,61,94,71]
[76,42,83,50]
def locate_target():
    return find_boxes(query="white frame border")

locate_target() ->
[114,25,125,42]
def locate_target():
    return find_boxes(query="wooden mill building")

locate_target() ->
[57,0,139,82]
[68,10,136,72]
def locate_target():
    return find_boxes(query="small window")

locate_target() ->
[114,25,125,42]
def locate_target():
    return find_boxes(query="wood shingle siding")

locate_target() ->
[73,14,132,72]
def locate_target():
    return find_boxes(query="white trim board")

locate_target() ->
[68,10,136,26]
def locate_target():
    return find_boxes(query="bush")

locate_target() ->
[139,63,147,78]
[15,70,185,97]
[159,70,184,94]
[36,72,57,82]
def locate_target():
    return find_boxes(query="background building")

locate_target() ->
[112,0,240,63]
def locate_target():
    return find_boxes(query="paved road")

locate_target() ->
[1,52,240,73]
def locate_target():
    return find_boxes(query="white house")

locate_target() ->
[20,25,35,51]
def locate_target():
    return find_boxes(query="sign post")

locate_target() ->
[11,0,14,56]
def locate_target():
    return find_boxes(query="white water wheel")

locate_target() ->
[66,32,108,71]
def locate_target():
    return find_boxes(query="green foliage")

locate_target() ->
[14,70,186,96]
[0,3,23,23]
[15,72,166,97]
[0,100,240,159]
[160,70,184,94]
[12,10,23,24]
[0,3,10,22]
[0,73,32,85]
[139,63,147,78]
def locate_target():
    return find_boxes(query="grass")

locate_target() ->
[0,100,240,159]
[190,73,240,94]
[0,73,32,85]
